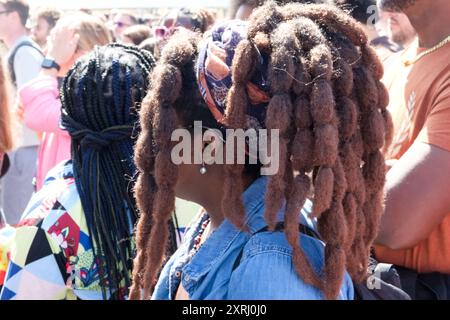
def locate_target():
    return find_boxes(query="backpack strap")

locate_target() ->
[256,222,322,240]
[0,152,10,178]
[232,222,321,271]
[7,40,44,86]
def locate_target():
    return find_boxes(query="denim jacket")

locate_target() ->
[152,176,354,300]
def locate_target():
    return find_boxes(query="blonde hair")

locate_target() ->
[0,58,13,153]
[58,13,112,52]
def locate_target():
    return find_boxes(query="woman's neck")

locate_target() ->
[3,27,27,49]
[199,196,224,231]
[195,173,257,231]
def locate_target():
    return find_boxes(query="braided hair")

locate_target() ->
[131,1,392,300]
[60,44,155,299]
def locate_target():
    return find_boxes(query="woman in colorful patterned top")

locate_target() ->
[0,44,156,300]
[129,2,392,300]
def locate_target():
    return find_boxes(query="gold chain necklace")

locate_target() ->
[404,35,450,67]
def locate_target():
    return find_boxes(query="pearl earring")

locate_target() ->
[200,165,207,175]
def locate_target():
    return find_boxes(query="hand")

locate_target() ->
[46,25,80,67]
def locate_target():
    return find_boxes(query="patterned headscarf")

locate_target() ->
[196,20,271,129]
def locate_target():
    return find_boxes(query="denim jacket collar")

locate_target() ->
[181,176,270,284]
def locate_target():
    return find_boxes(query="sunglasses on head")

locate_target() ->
[153,26,180,41]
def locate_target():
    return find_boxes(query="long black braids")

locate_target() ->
[60,43,155,299]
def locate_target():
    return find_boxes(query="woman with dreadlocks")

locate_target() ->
[130,1,392,300]
[0,44,155,300]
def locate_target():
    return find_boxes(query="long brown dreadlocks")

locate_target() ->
[130,1,392,300]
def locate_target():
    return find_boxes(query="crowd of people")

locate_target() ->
[0,0,449,300]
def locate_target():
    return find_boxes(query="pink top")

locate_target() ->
[19,75,71,190]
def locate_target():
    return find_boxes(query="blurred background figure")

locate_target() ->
[0,0,43,88]
[230,0,258,20]
[108,7,120,21]
[0,57,13,168]
[122,24,152,46]
[141,13,155,28]
[383,9,416,49]
[155,7,214,40]
[0,0,43,225]
[138,36,158,56]
[0,57,14,229]
[336,0,381,41]
[19,13,112,191]
[113,10,138,42]
[336,0,403,59]
[79,7,92,15]
[29,7,61,51]
[229,0,334,20]
[153,7,215,58]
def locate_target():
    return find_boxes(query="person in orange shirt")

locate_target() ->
[375,0,450,299]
